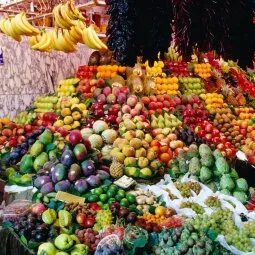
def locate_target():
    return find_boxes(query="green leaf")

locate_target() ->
[47,200,56,209]
[28,240,40,249]
[32,191,40,203]
[205,229,218,240]
[20,235,28,245]
[1,221,13,229]
[46,143,56,152]
[56,201,65,211]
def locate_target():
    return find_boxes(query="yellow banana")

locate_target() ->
[70,26,82,42]
[20,12,40,35]
[88,25,107,50]
[28,35,40,47]
[60,4,78,27]
[31,31,47,50]
[13,13,33,35]
[66,28,77,43]
[5,19,22,42]
[85,25,102,49]
[54,5,71,29]
[69,0,85,21]
[51,30,60,50]
[38,32,52,51]
[76,20,86,29]
[0,19,10,35]
[65,1,78,20]
[62,29,77,52]
[82,27,95,48]
[10,18,22,36]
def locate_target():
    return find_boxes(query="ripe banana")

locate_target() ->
[31,31,52,52]
[54,5,73,29]
[60,29,77,52]
[3,19,22,42]
[87,25,107,50]
[82,27,95,49]
[60,4,78,27]
[28,35,40,47]
[71,26,83,43]
[0,19,10,35]
[68,0,85,21]
[82,25,107,50]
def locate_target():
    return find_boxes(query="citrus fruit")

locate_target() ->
[115,195,122,202]
[97,201,104,207]
[107,190,116,198]
[126,194,136,204]
[108,198,116,205]
[155,206,166,216]
[120,198,129,207]
[99,194,108,203]
[117,189,126,198]
[103,204,110,210]
[109,184,118,192]
[94,187,103,196]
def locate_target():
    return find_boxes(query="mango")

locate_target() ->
[38,129,53,145]
[30,141,44,157]
[20,155,34,173]
[34,152,49,172]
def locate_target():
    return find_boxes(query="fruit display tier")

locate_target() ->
[1,51,255,255]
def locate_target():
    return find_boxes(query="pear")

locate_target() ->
[130,138,143,149]
[136,122,143,130]
[142,140,150,149]
[151,115,157,121]
[151,120,158,129]
[158,115,164,122]
[158,120,165,129]
[124,157,137,166]
[122,145,135,157]
[165,119,172,128]
[123,130,136,141]
[162,128,171,136]
[135,148,147,158]
[136,130,145,139]
[30,141,44,157]
[145,134,153,143]
[138,157,149,168]
[147,149,157,160]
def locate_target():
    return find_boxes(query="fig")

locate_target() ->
[55,180,71,192]
[34,176,51,189]
[86,175,101,187]
[40,182,54,195]
[74,179,88,194]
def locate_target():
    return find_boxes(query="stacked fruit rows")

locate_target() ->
[1,52,255,254]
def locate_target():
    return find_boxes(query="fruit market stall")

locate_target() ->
[1,0,255,255]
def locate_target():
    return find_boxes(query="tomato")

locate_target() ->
[84,217,95,228]
[212,129,220,137]
[198,130,206,137]
[89,202,101,211]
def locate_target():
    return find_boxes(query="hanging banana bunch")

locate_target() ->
[0,12,40,42]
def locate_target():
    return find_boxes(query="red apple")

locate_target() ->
[76,212,87,225]
[17,136,26,144]
[58,127,69,137]
[69,130,82,145]
[24,124,32,132]
[205,124,214,133]
[8,122,17,129]
[31,203,46,215]
[204,133,212,141]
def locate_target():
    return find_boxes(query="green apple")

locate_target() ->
[70,244,89,255]
[54,234,74,251]
[37,242,58,255]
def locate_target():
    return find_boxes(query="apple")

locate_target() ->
[31,203,46,215]
[76,212,87,225]
[17,135,26,144]
[69,130,82,145]
[54,234,74,251]
[217,143,225,150]
[24,124,32,132]
[198,130,206,137]
[205,124,214,133]
[204,133,212,141]
[38,242,58,255]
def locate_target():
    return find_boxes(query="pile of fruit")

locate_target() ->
[2,51,255,255]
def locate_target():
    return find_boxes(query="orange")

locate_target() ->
[96,72,101,78]
[111,72,117,78]
[105,71,111,78]
[156,77,162,84]
[155,206,166,216]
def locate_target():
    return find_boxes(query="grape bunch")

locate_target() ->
[187,181,201,195]
[205,196,221,208]
[189,208,255,252]
[180,202,204,214]
[174,128,204,146]
[175,182,192,197]
[75,228,100,253]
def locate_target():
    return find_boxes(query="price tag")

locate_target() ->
[0,48,4,65]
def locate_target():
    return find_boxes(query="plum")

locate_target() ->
[74,179,88,194]
[96,170,110,181]
[55,180,71,192]
[34,176,51,189]
[40,182,54,195]
[81,160,95,177]
[51,163,67,183]
[86,175,101,187]
[61,149,75,167]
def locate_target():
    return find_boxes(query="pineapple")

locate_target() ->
[110,160,124,178]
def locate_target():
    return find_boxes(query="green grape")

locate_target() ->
[180,201,204,214]
[205,196,221,208]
